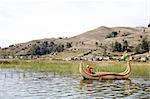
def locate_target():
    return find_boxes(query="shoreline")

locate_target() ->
[0,59,149,77]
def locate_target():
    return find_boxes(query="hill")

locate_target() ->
[0,26,150,60]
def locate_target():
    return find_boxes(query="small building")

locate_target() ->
[140,57,146,62]
[103,57,110,61]
[63,57,72,61]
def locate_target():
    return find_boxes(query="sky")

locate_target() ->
[0,0,149,48]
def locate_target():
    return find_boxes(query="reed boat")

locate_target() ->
[79,61,131,80]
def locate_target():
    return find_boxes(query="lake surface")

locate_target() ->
[0,68,149,99]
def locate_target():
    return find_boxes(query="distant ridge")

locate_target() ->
[0,26,150,56]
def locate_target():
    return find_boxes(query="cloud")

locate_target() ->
[0,0,149,47]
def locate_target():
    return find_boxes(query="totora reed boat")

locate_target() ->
[79,61,131,80]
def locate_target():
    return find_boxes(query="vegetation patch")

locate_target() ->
[105,31,118,38]
[0,60,149,77]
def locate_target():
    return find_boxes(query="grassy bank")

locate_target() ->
[0,60,149,77]
[0,60,79,74]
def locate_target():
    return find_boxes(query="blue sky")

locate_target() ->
[0,0,149,47]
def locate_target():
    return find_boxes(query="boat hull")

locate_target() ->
[79,62,131,80]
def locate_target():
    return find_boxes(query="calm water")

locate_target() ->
[0,68,149,99]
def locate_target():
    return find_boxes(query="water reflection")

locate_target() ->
[80,79,94,95]
[0,68,149,99]
[79,79,150,98]
[80,79,131,98]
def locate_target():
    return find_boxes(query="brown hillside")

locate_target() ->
[69,26,150,49]
[0,26,150,56]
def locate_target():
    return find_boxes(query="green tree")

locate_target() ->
[29,45,40,55]
[122,40,128,51]
[111,42,115,52]
[103,45,107,56]
[135,44,141,54]
[148,41,150,51]
[66,42,72,48]
[49,41,55,46]
[112,31,118,37]
[113,41,122,52]
[135,37,149,53]
[141,37,149,52]
[42,41,48,47]
[28,41,65,55]
[105,31,118,38]
[56,44,64,52]
[118,43,122,52]
[148,23,150,27]
[95,42,98,47]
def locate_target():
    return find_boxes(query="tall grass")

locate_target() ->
[84,61,126,73]
[130,62,150,77]
[0,60,149,77]
[0,60,79,74]
[84,61,150,77]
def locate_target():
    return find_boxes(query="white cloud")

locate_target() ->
[0,0,149,47]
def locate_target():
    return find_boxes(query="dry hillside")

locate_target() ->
[0,26,150,57]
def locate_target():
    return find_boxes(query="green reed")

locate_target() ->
[86,61,150,77]
[0,60,149,77]
[0,60,79,74]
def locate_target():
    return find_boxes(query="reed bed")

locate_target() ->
[0,60,149,77]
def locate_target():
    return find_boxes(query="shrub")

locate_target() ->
[141,37,149,52]
[65,42,72,48]
[105,31,118,38]
[148,23,150,27]
[9,44,14,47]
[122,40,128,51]
[112,41,122,52]
[95,42,98,47]
[121,32,130,36]
[135,37,149,54]
[28,41,64,55]
[112,40,129,52]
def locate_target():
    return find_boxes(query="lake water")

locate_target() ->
[0,68,149,99]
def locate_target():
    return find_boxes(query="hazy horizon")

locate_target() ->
[0,0,149,48]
